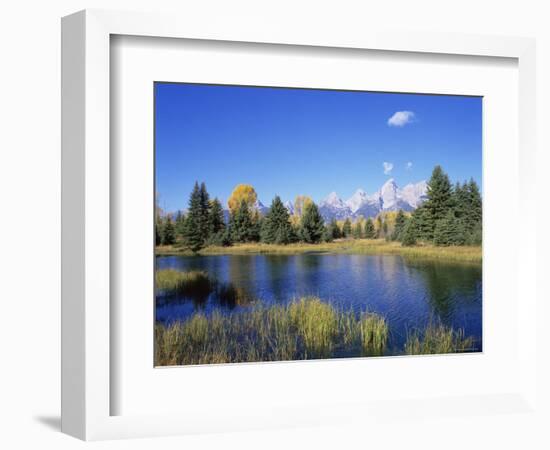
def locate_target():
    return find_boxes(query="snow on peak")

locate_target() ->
[346,188,370,213]
[322,191,346,208]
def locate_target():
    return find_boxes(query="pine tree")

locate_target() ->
[199,182,211,241]
[392,210,406,241]
[175,211,186,239]
[182,182,205,253]
[206,198,226,245]
[161,216,176,245]
[452,182,469,221]
[329,219,341,239]
[261,196,295,244]
[342,218,352,238]
[208,198,225,235]
[434,210,466,246]
[400,219,417,246]
[249,210,262,242]
[352,221,363,239]
[466,178,482,231]
[364,218,375,239]
[230,200,254,243]
[322,225,334,242]
[411,206,433,241]
[155,218,162,246]
[422,165,454,239]
[298,202,325,243]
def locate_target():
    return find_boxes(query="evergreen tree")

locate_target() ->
[249,210,262,242]
[208,198,225,235]
[422,165,454,239]
[175,211,186,239]
[161,216,176,245]
[465,221,482,246]
[230,200,254,243]
[352,221,363,239]
[364,218,376,239]
[400,219,417,246]
[342,218,352,238]
[260,196,295,244]
[466,178,482,231]
[329,219,341,239]
[411,206,433,241]
[182,182,205,253]
[199,182,211,241]
[322,225,334,242]
[206,198,227,245]
[452,182,469,221]
[155,218,162,246]
[392,210,406,241]
[382,220,388,238]
[298,202,325,243]
[434,210,466,246]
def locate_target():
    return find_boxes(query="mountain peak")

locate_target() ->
[322,191,345,207]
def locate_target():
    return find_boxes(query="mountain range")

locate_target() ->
[173,179,428,223]
[256,178,428,222]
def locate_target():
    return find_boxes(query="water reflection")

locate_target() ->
[155,254,482,351]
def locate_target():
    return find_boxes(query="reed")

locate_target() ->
[358,313,389,356]
[155,297,391,366]
[404,322,475,355]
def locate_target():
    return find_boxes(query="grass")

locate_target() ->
[156,239,482,264]
[404,322,476,355]
[154,297,390,366]
[155,269,215,298]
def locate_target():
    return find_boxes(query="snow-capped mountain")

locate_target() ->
[253,199,269,215]
[319,179,427,221]
[400,180,428,208]
[319,192,353,221]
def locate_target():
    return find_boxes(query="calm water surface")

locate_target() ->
[156,254,482,352]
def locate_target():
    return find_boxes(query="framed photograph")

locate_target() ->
[62,9,538,440]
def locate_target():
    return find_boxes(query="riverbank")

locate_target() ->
[156,239,482,263]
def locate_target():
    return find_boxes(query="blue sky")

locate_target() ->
[155,82,482,212]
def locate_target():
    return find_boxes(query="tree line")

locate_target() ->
[156,165,482,253]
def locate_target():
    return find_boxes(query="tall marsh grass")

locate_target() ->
[404,322,475,355]
[155,297,390,366]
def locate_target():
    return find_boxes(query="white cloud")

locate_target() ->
[387,110,415,127]
[406,161,413,170]
[383,162,394,175]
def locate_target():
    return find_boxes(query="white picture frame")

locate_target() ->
[61,9,538,441]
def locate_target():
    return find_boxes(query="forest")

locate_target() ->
[155,165,482,254]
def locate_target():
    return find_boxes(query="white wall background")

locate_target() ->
[0,1,548,449]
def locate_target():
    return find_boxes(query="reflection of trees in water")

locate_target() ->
[264,255,291,302]
[406,260,482,321]
[295,254,322,298]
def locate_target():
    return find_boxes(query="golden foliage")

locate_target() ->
[227,184,258,213]
[293,195,313,218]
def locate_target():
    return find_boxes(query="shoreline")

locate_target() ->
[155,239,482,264]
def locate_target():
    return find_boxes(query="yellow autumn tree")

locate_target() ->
[293,195,313,217]
[227,184,258,213]
[290,195,313,226]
